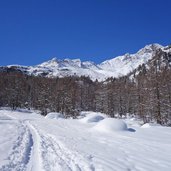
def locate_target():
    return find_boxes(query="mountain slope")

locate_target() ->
[0,43,168,81]
[99,44,163,77]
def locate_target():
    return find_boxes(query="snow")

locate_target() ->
[1,109,171,171]
[141,123,152,128]
[124,117,143,127]
[141,123,161,128]
[80,112,107,123]
[99,44,163,77]
[4,43,165,81]
[94,118,128,133]
[45,112,64,119]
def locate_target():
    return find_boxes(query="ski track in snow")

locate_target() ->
[0,112,95,171]
[0,120,33,171]
[27,121,95,171]
[0,110,171,171]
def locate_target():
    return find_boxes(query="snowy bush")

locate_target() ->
[94,118,128,133]
[45,112,64,119]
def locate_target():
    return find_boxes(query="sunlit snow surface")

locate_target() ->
[45,112,64,119]
[0,109,171,171]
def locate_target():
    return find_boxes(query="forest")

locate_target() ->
[0,50,171,126]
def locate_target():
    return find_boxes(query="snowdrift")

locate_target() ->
[45,112,64,119]
[94,118,128,133]
[80,112,107,123]
[141,123,161,128]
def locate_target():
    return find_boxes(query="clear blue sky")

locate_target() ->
[0,0,170,66]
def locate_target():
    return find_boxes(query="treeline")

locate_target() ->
[0,72,96,118]
[0,50,171,125]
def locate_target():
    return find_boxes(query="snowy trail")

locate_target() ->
[26,121,95,171]
[0,110,95,171]
[0,109,171,171]
[0,120,33,171]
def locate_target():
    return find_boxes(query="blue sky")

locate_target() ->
[0,0,170,66]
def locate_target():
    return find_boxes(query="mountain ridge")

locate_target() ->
[1,43,170,81]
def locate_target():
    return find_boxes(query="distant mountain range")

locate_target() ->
[1,43,171,81]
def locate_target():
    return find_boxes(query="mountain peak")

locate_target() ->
[137,43,163,55]
[51,57,58,61]
[98,43,164,76]
[145,43,163,49]
[39,57,59,68]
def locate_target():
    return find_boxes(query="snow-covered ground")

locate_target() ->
[0,109,171,171]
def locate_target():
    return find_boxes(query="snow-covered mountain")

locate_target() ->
[1,43,169,81]
[99,44,163,76]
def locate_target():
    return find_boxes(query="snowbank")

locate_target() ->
[80,112,107,123]
[141,123,152,128]
[45,112,64,119]
[94,118,128,133]
[141,123,161,128]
